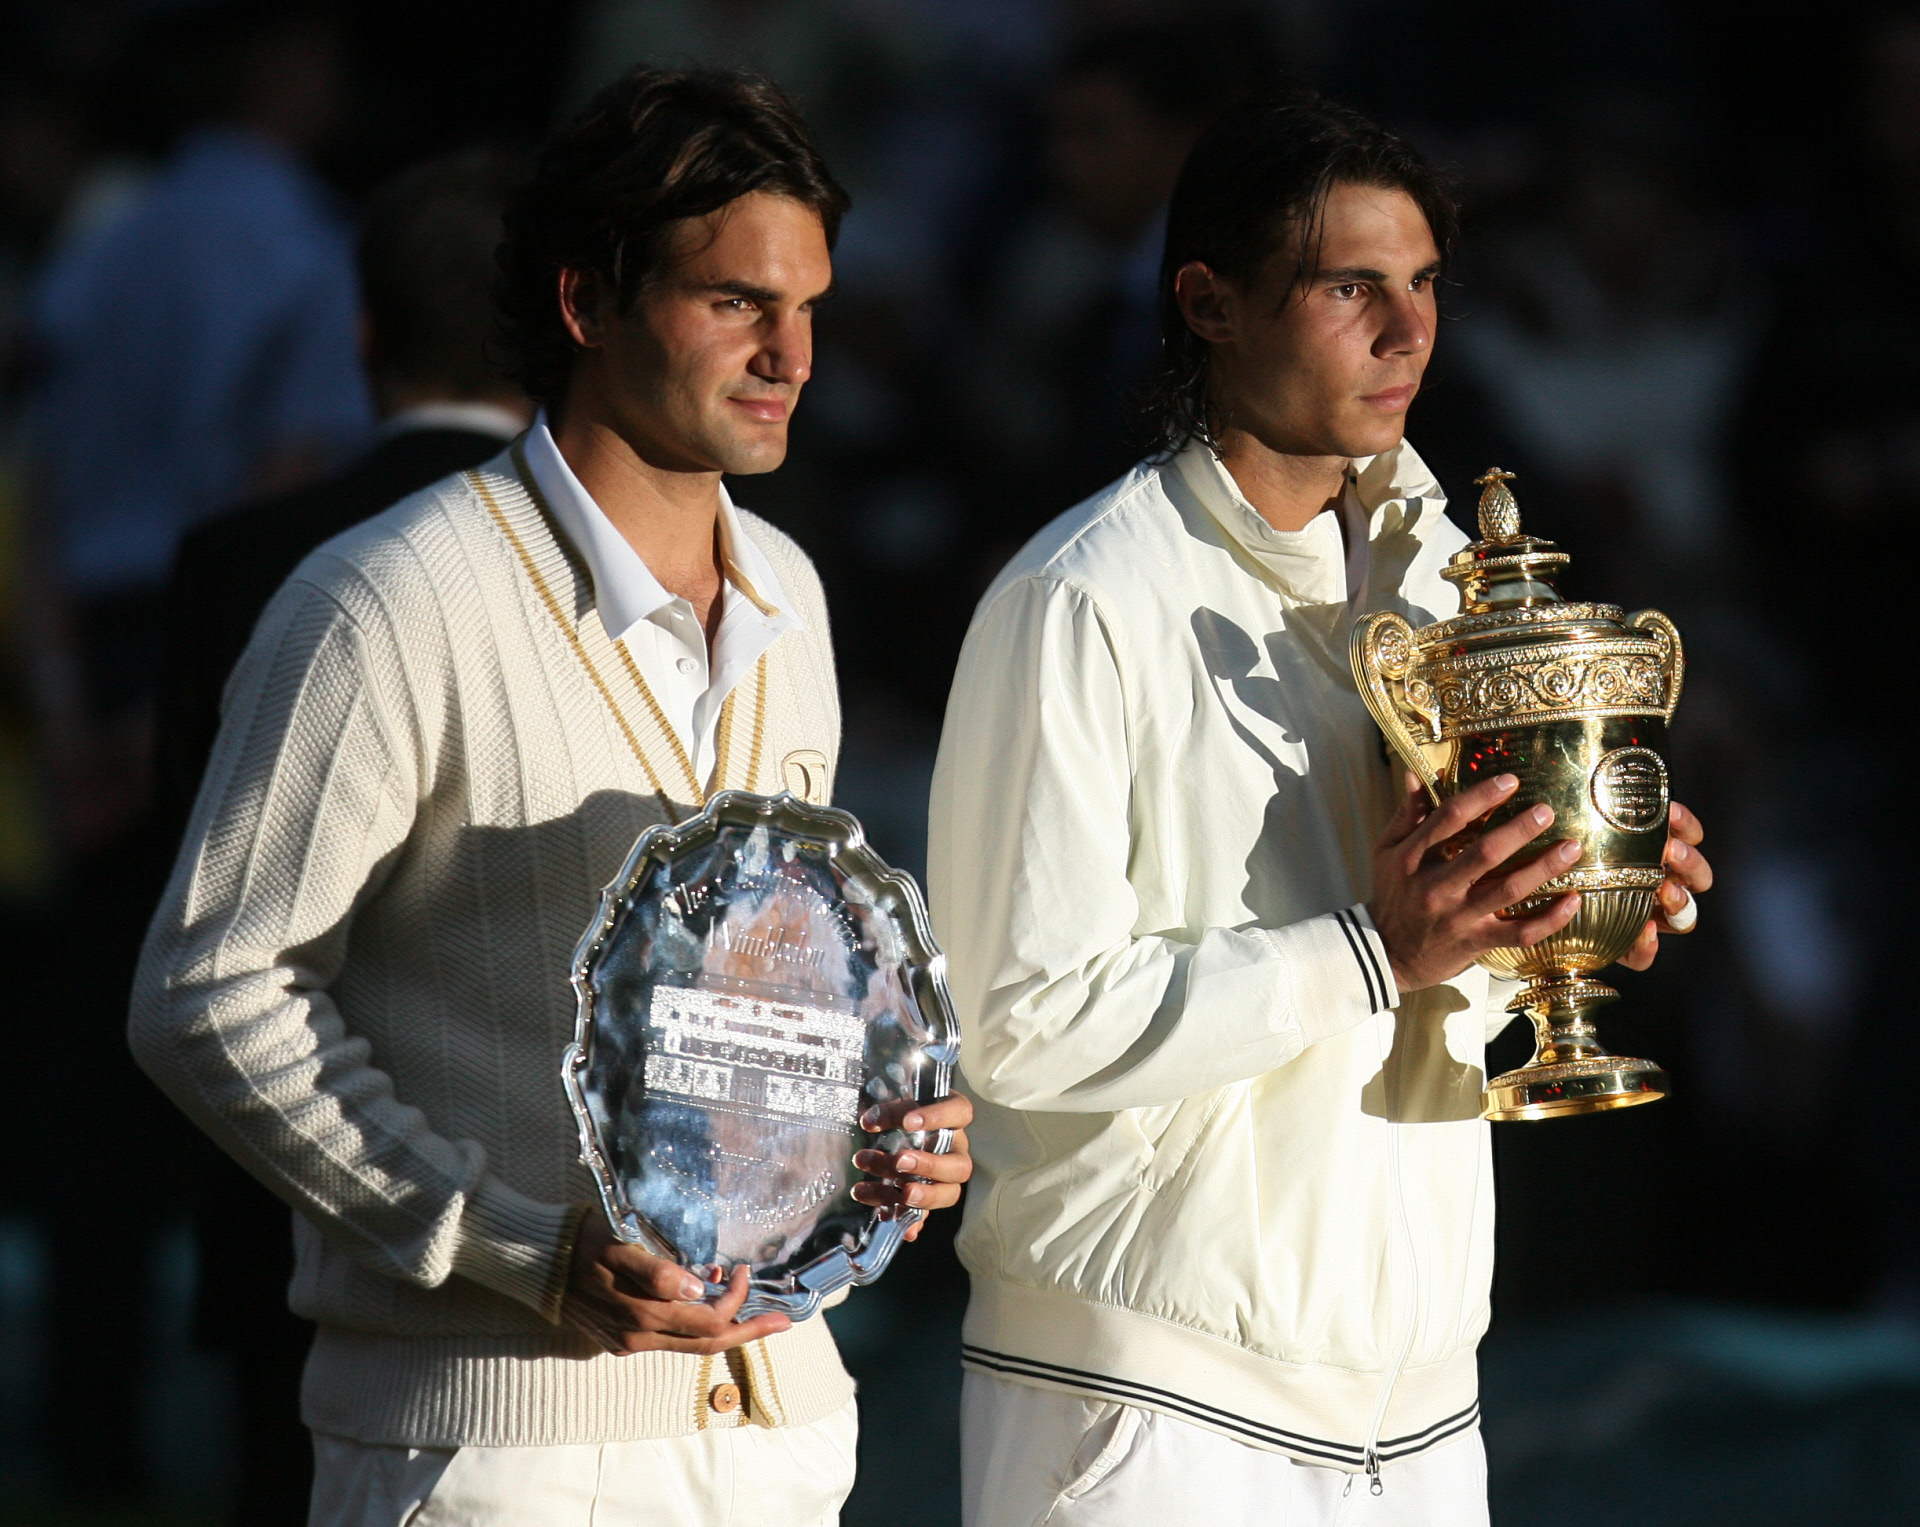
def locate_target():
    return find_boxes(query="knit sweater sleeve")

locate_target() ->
[130,572,578,1322]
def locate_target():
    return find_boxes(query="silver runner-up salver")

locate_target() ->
[563,791,961,1320]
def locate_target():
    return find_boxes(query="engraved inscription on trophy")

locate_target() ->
[1588,746,1668,834]
[645,986,864,1128]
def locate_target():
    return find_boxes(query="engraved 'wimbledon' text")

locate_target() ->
[645,987,865,1126]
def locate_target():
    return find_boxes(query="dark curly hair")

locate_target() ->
[496,67,850,408]
[1144,88,1458,456]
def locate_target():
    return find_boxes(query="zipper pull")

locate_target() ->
[1365,1449,1384,1496]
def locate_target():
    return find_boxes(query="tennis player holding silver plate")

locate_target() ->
[565,791,962,1319]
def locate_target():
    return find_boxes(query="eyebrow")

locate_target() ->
[694,278,838,305]
[1310,261,1443,286]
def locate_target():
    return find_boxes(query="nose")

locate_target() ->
[750,309,812,389]
[1374,287,1432,359]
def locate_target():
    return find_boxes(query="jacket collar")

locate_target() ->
[1172,437,1450,606]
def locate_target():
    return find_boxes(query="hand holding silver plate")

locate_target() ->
[563,791,962,1321]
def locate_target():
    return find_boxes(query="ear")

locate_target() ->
[557,267,605,349]
[1174,260,1235,346]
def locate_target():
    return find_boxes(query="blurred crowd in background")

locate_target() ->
[1,1,1919,1523]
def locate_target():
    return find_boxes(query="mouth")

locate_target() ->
[1359,384,1417,411]
[728,396,791,423]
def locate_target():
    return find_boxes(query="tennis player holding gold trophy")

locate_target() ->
[1352,469,1692,1120]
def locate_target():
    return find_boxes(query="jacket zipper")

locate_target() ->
[1359,1118,1419,1495]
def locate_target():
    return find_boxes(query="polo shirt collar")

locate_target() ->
[520,412,800,644]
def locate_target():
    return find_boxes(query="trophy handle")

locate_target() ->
[1626,609,1685,722]
[1349,611,1443,807]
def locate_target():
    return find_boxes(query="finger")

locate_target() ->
[1442,803,1567,893]
[1616,918,1660,971]
[708,1262,755,1324]
[910,1180,963,1212]
[602,1245,706,1302]
[1668,801,1704,846]
[852,1179,902,1210]
[854,1177,962,1213]
[910,1095,974,1131]
[1664,837,1713,893]
[601,1264,758,1341]
[862,1093,974,1135]
[1465,834,1582,912]
[592,1283,726,1339]
[1656,878,1699,932]
[613,1311,794,1356]
[854,1146,972,1184]
[1404,773,1520,863]
[1376,773,1431,850]
[903,1218,923,1242]
[1491,892,1582,950]
[629,1268,793,1343]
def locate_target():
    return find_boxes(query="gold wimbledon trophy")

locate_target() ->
[1350,470,1682,1121]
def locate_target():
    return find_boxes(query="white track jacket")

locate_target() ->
[929,439,1514,1478]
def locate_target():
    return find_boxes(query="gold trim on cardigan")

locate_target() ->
[469,465,771,813]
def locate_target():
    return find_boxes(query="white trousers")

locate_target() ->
[961,1372,1488,1527]
[309,1397,858,1527]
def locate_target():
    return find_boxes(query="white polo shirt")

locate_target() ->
[521,413,801,785]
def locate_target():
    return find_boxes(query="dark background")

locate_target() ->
[2,1,1918,1523]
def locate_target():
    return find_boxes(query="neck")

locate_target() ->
[549,398,726,631]
[1214,426,1350,533]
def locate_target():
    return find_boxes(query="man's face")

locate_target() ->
[1181,182,1440,460]
[563,191,834,475]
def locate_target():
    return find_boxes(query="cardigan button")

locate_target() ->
[710,1382,742,1415]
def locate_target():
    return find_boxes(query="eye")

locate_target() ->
[1332,282,1365,301]
[721,297,755,313]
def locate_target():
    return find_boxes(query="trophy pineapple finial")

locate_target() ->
[1474,467,1521,542]
[1445,466,1566,608]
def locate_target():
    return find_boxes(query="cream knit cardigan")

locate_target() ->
[131,448,854,1447]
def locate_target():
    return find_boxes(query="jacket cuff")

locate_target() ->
[451,1177,584,1322]
[1265,905,1398,1051]
[1332,904,1398,1017]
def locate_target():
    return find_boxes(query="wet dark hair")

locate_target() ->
[1144,88,1458,455]
[496,67,849,408]
[360,149,529,401]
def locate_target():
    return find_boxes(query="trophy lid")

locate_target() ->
[1441,469,1572,613]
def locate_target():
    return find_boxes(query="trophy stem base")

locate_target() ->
[1483,976,1668,1122]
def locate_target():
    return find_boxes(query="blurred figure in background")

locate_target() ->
[961,14,1283,553]
[1450,99,1760,597]
[159,150,531,816]
[11,0,367,1506]
[152,149,531,1527]
[28,0,366,823]
[1734,5,1920,1318]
